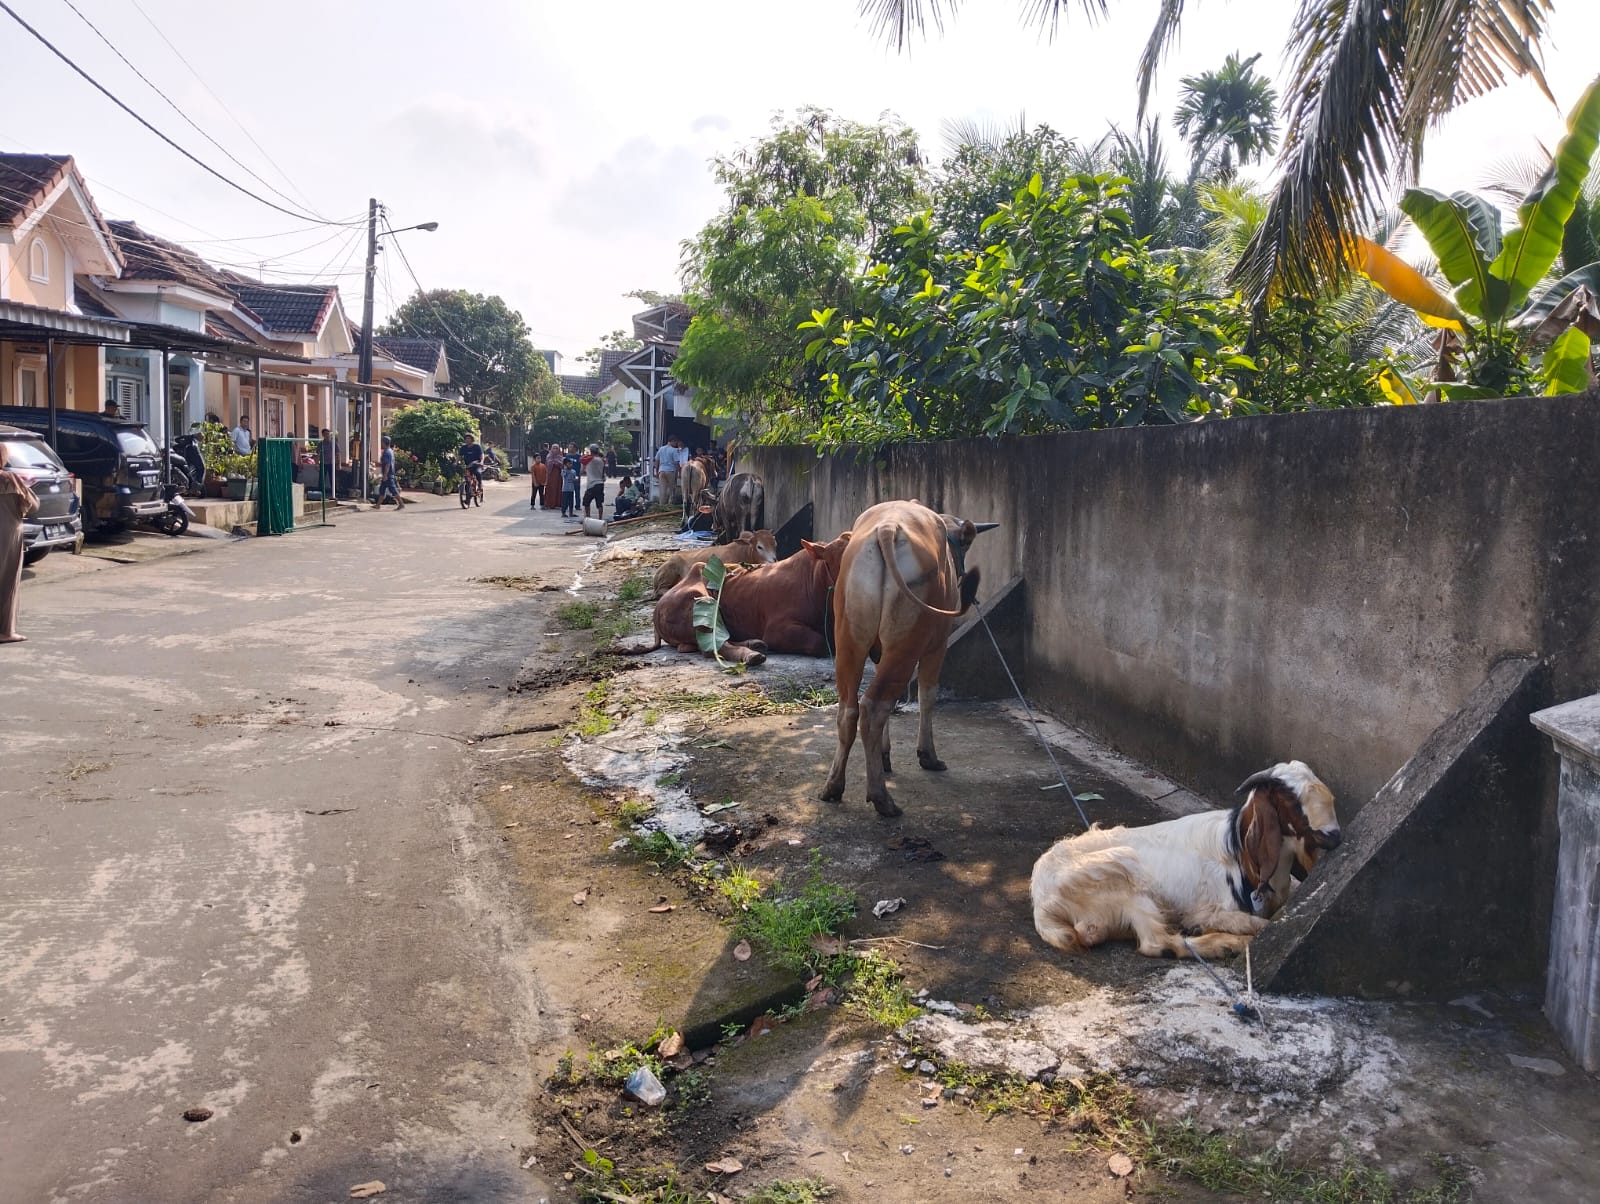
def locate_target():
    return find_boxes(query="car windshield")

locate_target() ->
[116,428,159,457]
[1,437,64,472]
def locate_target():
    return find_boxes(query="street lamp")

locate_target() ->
[357,200,438,502]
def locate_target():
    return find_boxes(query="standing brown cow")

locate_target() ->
[821,500,994,817]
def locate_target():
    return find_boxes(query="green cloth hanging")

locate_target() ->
[256,439,295,536]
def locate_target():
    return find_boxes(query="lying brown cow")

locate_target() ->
[653,532,852,666]
[652,529,778,598]
[821,500,995,817]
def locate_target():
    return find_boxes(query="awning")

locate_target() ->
[0,299,131,344]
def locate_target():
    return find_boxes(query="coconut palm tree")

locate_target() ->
[857,0,1557,303]
[1173,53,1278,181]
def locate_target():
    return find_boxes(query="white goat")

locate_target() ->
[1030,761,1341,960]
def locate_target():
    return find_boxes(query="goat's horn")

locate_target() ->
[972,522,1000,534]
[1235,768,1281,797]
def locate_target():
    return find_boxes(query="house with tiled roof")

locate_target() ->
[0,153,127,416]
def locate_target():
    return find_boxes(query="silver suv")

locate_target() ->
[0,424,85,565]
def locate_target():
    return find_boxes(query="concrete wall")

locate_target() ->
[746,392,1600,813]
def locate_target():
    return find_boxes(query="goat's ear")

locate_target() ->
[1235,768,1281,797]
[1240,796,1283,891]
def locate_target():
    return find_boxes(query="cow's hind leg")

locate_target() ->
[861,653,916,817]
[821,631,867,804]
[914,643,949,771]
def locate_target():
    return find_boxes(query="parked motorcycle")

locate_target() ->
[142,435,203,536]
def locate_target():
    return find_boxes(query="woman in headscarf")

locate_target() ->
[0,442,39,644]
[543,442,565,511]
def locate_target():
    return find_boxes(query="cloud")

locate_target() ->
[551,138,720,239]
[691,113,732,134]
[380,96,545,175]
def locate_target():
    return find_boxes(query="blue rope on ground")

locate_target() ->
[976,609,1092,832]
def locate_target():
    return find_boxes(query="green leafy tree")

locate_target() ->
[935,121,1081,248]
[1174,53,1279,181]
[387,400,479,465]
[858,0,1558,301]
[528,392,610,451]
[577,329,642,371]
[674,108,929,431]
[382,289,550,435]
[801,173,1252,448]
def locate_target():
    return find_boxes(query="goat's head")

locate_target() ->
[1235,762,1339,909]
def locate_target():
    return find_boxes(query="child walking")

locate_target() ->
[561,460,579,518]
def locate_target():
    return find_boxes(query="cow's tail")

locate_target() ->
[876,523,963,618]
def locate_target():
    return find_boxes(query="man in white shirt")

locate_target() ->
[231,416,253,454]
[654,435,684,505]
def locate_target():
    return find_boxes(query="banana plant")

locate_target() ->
[1353,74,1600,398]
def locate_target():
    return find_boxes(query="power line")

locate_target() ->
[124,0,322,215]
[382,218,495,368]
[0,0,360,227]
[56,0,323,219]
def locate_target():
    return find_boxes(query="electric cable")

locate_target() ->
[0,0,359,226]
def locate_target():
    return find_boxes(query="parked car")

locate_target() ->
[0,407,165,533]
[0,423,84,565]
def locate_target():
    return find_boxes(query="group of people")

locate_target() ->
[531,442,614,520]
[652,435,729,505]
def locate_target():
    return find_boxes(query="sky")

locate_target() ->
[3,0,1598,364]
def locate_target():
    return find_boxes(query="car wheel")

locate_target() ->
[23,547,48,566]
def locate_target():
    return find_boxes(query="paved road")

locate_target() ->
[1,488,586,1203]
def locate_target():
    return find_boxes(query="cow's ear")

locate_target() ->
[736,531,755,545]
[960,519,976,545]
[802,538,820,558]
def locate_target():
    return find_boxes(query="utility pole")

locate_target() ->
[358,197,378,503]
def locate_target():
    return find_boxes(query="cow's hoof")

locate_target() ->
[918,751,947,772]
[819,784,844,805]
[745,639,769,653]
[870,794,902,818]
[744,650,767,667]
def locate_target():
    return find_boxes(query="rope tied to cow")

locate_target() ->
[975,607,1093,832]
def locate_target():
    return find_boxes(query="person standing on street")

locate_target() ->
[376,435,406,509]
[543,443,565,511]
[232,416,253,454]
[580,444,607,518]
[0,443,40,644]
[654,435,684,506]
[560,458,579,518]
[530,444,548,509]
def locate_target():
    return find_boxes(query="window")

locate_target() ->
[28,238,48,284]
[106,376,143,421]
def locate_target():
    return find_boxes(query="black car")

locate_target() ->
[0,407,165,533]
[0,423,84,565]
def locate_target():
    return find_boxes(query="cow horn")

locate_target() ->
[1235,768,1281,797]
[972,522,999,535]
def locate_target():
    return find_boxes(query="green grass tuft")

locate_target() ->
[745,1180,836,1204]
[616,574,652,604]
[625,829,695,869]
[736,851,855,976]
[844,949,922,1029]
[557,600,599,630]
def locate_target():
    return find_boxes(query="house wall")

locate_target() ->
[745,392,1600,817]
[5,225,71,310]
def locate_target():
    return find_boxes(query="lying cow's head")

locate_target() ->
[742,529,779,563]
[801,530,853,581]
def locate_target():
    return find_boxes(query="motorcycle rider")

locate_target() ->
[459,435,485,501]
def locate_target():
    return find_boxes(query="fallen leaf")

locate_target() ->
[182,1107,213,1123]
[805,974,823,991]
[748,1015,778,1038]
[572,889,589,906]
[670,1052,694,1071]
[732,940,751,961]
[349,1182,387,1199]
[704,1158,743,1175]
[805,987,836,1011]
[658,1032,685,1058]
[649,903,675,913]
[1108,1153,1134,1178]
[504,822,521,829]
[809,934,843,956]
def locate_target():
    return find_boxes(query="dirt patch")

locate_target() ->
[462,563,1599,1204]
